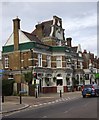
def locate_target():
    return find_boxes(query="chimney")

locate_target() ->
[13,16,20,51]
[84,49,87,53]
[66,37,72,47]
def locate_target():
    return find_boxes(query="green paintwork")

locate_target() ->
[95,73,99,79]
[2,45,14,53]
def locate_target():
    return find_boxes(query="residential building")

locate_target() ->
[82,50,99,84]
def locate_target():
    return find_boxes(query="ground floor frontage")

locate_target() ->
[3,67,84,95]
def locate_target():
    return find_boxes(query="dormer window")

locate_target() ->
[57,20,60,26]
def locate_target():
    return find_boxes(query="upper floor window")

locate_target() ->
[79,53,82,57]
[38,54,42,67]
[47,56,51,68]
[5,56,9,68]
[56,56,62,68]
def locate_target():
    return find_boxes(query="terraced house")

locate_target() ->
[2,16,84,95]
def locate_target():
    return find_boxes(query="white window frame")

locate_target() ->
[38,53,42,67]
[5,56,9,68]
[56,56,62,68]
[47,55,51,68]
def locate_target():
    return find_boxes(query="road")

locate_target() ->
[3,97,98,119]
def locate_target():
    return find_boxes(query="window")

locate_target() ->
[57,79,63,86]
[85,74,89,80]
[46,56,51,68]
[56,56,62,68]
[38,54,42,67]
[5,56,9,68]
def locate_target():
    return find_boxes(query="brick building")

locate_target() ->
[2,16,84,94]
[82,50,99,84]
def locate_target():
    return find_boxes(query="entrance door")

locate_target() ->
[57,79,63,93]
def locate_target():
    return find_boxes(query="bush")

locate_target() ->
[2,79,15,96]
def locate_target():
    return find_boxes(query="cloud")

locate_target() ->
[1,2,97,56]
[63,12,97,32]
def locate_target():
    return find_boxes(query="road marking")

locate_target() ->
[64,110,68,113]
[33,105,38,107]
[48,102,51,104]
[52,101,55,103]
[55,100,59,102]
[42,116,47,118]
[64,108,73,114]
[68,97,70,100]
[43,103,47,105]
[39,104,42,106]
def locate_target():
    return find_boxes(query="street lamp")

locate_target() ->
[30,49,38,98]
[19,50,22,104]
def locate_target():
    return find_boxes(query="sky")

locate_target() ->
[1,1,98,57]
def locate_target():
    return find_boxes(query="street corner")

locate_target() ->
[1,102,30,114]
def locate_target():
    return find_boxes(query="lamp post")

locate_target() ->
[19,50,22,104]
[30,49,38,97]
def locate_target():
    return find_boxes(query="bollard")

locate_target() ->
[60,90,62,98]
[2,95,4,103]
[19,93,22,104]
[35,91,38,98]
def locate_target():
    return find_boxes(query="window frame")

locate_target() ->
[46,55,51,68]
[56,56,62,68]
[5,56,9,68]
[38,53,42,67]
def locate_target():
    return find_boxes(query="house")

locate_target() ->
[2,16,84,95]
[82,50,99,84]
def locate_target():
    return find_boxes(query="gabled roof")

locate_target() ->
[22,31,42,44]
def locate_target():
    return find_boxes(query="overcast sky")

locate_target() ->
[1,1,98,57]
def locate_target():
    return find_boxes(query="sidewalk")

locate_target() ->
[1,91,81,114]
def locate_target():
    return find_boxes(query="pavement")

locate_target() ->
[0,91,81,115]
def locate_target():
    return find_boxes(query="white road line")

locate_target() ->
[55,100,59,102]
[48,102,51,104]
[39,104,43,106]
[42,116,47,118]
[33,105,38,107]
[43,103,47,105]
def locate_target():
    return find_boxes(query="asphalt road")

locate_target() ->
[3,97,98,119]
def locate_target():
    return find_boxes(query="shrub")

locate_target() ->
[2,79,15,96]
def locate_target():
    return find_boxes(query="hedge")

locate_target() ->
[2,80,15,96]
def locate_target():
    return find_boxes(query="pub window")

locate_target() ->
[56,56,62,68]
[38,53,42,67]
[5,56,9,68]
[46,56,51,68]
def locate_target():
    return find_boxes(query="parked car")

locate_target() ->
[82,84,96,98]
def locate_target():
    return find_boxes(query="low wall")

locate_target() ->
[42,86,57,93]
[63,86,68,92]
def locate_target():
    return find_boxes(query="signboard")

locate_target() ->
[36,79,39,84]
[85,80,90,85]
[32,79,39,85]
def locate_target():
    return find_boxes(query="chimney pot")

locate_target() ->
[66,37,72,47]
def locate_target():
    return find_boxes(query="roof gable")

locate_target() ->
[4,30,31,46]
[22,31,42,43]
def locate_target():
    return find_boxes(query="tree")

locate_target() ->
[24,71,33,85]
